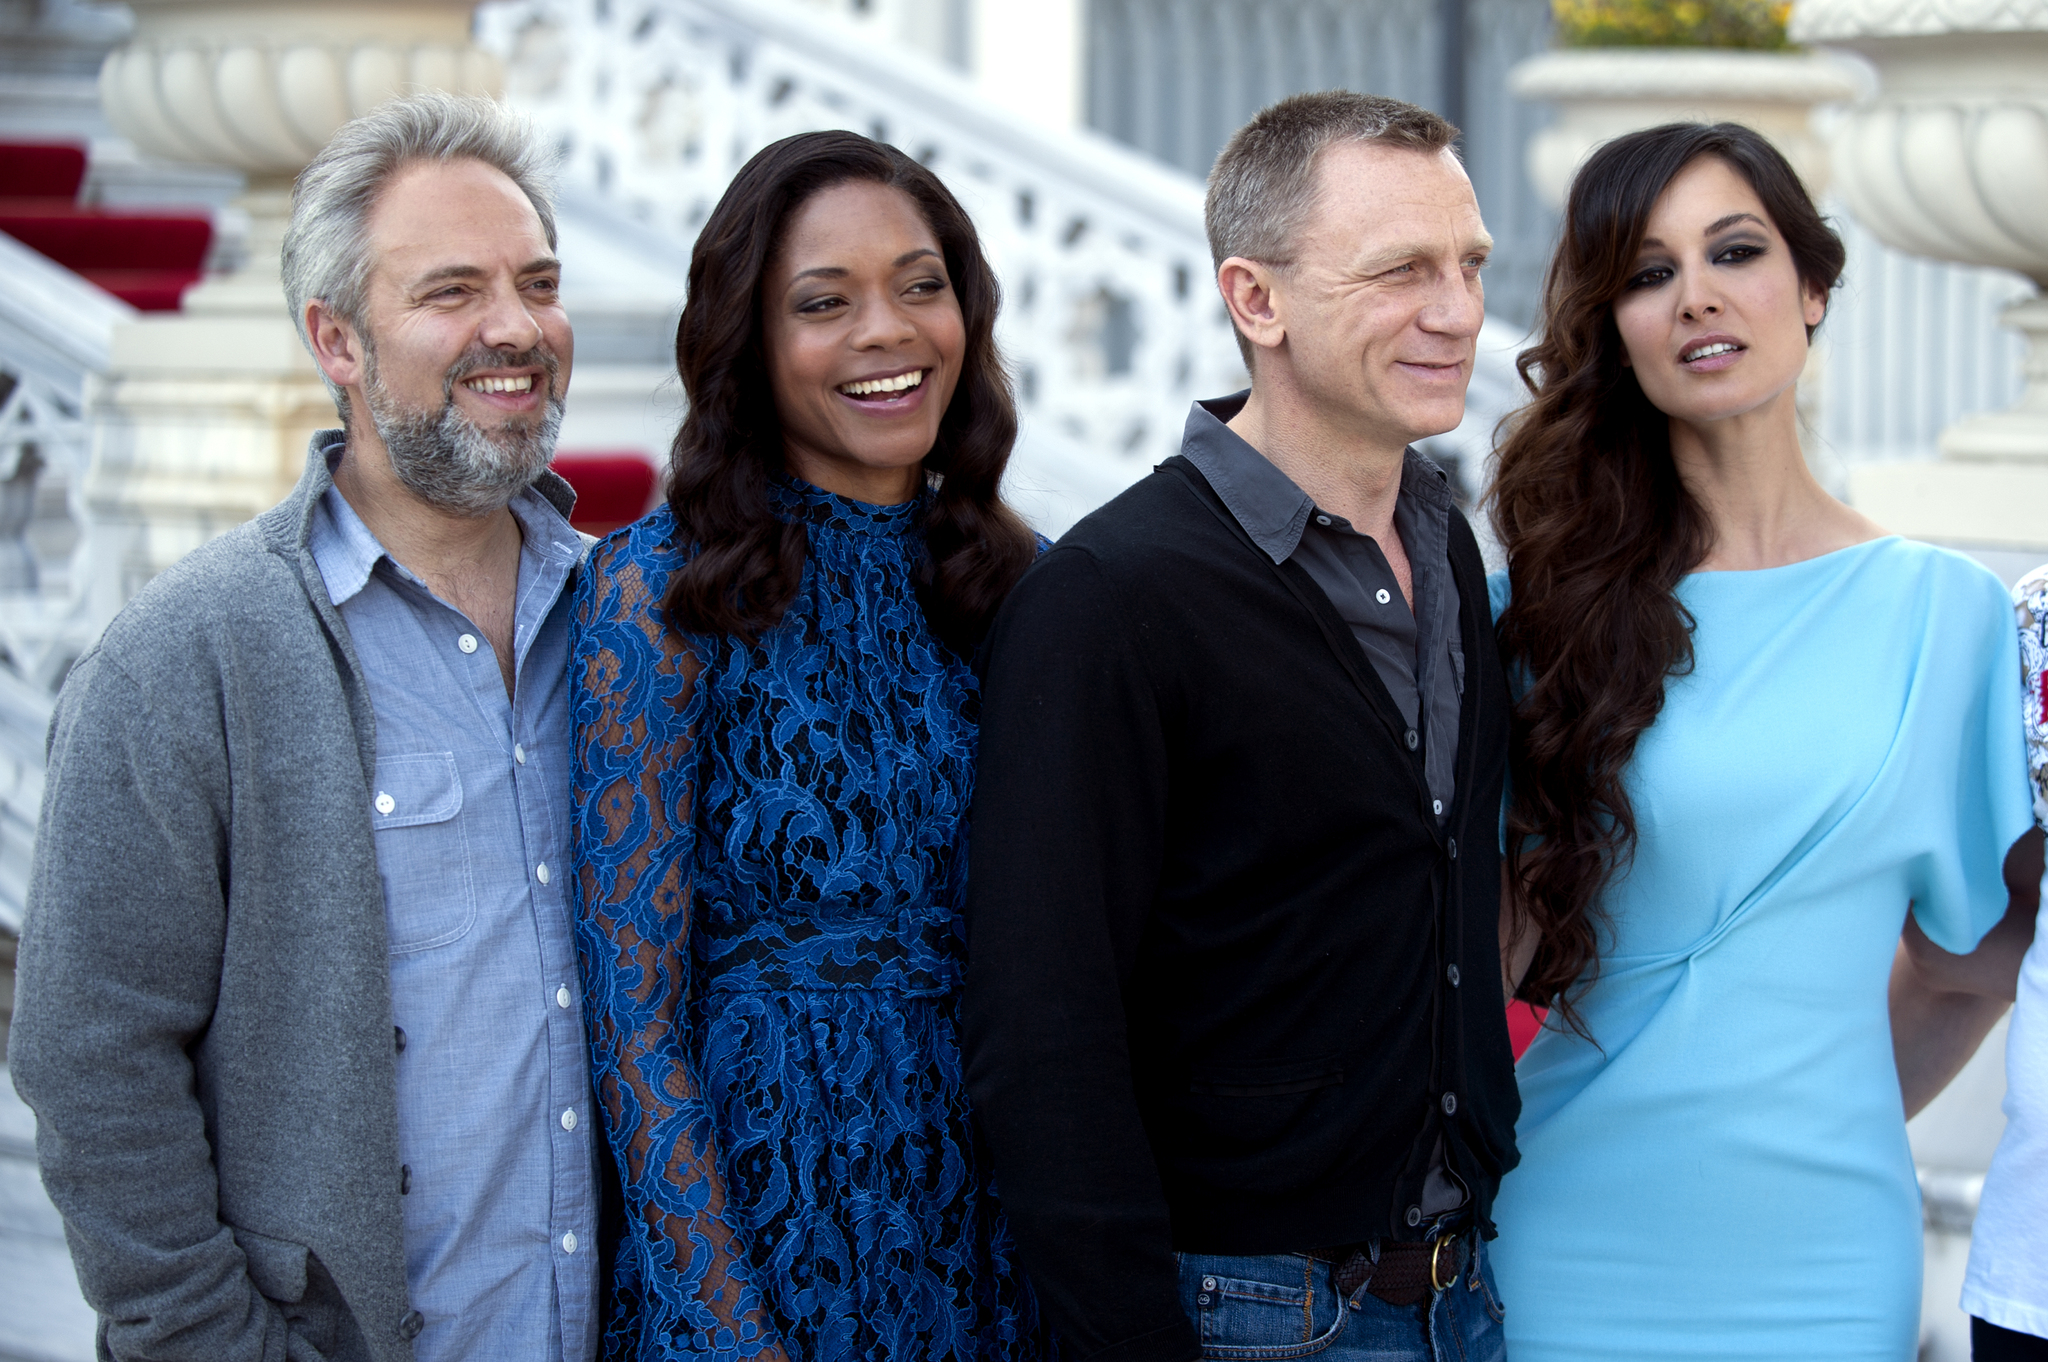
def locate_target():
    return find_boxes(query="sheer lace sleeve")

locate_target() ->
[572,528,789,1361]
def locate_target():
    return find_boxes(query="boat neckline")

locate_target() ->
[1683,533,1901,580]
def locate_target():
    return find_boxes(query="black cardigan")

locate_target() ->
[962,456,1520,1362]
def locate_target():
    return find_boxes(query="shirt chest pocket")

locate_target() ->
[370,752,476,954]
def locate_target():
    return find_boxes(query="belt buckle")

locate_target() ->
[1428,1232,1458,1292]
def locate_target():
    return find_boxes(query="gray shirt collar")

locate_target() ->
[1178,392,1454,565]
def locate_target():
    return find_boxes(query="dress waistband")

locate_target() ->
[693,911,961,996]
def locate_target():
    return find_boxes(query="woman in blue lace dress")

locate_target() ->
[569,132,1052,1361]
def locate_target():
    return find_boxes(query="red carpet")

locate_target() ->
[1,142,212,311]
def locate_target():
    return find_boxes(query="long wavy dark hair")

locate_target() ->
[1490,123,1845,1032]
[661,130,1036,655]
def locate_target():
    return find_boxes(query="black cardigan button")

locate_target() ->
[1447,838,1458,861]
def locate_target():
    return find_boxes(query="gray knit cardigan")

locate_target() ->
[9,433,577,1362]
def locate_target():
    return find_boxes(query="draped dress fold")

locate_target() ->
[1488,538,2032,1362]
[569,479,1051,1362]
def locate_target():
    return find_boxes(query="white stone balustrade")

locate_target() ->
[475,0,1250,476]
[0,231,136,934]
[1794,0,2048,544]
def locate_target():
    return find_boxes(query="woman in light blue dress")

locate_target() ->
[1487,122,2035,1361]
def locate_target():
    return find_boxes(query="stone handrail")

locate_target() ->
[0,231,131,393]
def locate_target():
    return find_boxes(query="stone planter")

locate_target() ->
[1508,46,1863,208]
[1792,0,2048,545]
[101,2,498,180]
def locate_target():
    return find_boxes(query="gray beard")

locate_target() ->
[362,343,564,517]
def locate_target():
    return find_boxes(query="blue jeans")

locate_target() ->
[1175,1238,1507,1362]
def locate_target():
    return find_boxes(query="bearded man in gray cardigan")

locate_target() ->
[9,93,602,1362]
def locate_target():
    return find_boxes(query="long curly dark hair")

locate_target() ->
[1491,123,1845,1032]
[661,130,1036,655]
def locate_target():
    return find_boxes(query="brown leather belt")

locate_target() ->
[1307,1231,1469,1307]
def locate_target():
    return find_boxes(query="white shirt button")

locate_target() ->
[514,744,527,766]
[560,1108,577,1131]
[1315,514,1332,526]
[1375,588,1392,605]
[556,985,572,1009]
[561,1232,578,1255]
[536,862,551,885]
[457,633,479,654]
[374,792,395,815]
[1433,799,1443,815]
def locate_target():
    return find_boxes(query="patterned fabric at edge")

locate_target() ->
[570,476,1054,1362]
[1486,538,2035,1362]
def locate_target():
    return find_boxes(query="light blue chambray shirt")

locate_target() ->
[307,448,598,1362]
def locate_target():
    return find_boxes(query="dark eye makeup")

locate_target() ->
[1623,236,1770,292]
[1711,240,1768,265]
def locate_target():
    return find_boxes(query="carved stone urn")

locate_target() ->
[1791,0,2048,546]
[1508,47,1862,208]
[84,0,499,606]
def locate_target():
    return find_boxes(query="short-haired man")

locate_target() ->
[10,93,598,1361]
[963,92,1519,1362]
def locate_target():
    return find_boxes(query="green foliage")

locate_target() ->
[1553,0,1796,49]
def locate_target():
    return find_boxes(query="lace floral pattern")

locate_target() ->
[571,479,1052,1361]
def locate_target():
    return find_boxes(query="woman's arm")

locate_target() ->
[1892,828,2042,1118]
[572,543,792,1361]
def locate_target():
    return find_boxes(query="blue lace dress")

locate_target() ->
[570,478,1052,1362]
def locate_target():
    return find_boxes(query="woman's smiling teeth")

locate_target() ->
[839,369,926,399]
[465,375,534,394]
[1682,342,1742,363]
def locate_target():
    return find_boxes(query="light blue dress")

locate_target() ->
[1488,538,2032,1362]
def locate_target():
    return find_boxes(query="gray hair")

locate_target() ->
[1206,91,1458,365]
[282,91,559,411]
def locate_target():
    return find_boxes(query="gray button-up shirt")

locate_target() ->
[307,456,597,1362]
[1181,394,1465,820]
